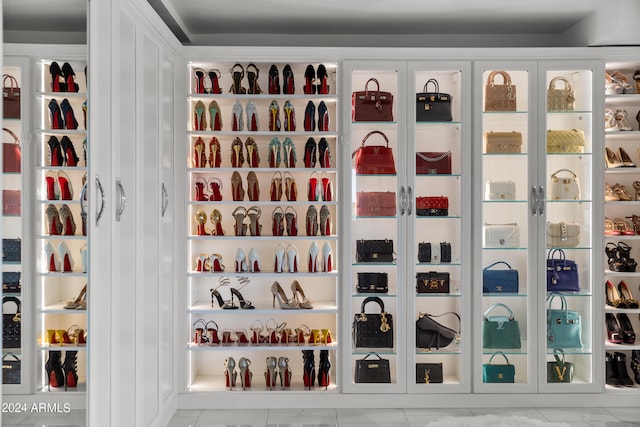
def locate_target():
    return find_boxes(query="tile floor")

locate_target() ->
[3,407,639,427]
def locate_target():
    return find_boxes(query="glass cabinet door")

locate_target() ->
[475,63,536,392]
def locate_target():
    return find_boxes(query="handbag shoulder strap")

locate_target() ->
[364,78,381,95]
[550,169,577,179]
[3,128,20,145]
[416,151,452,163]
[483,261,513,271]
[488,351,510,364]
[423,78,439,94]
[549,76,573,91]
[361,296,385,313]
[483,303,514,319]
[2,296,21,314]
[361,130,389,148]
[423,311,461,333]
[487,71,512,86]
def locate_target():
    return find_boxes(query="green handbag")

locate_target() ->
[483,351,515,383]
[482,303,522,349]
[546,349,574,383]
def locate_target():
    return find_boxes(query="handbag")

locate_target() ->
[416,196,448,216]
[483,223,520,248]
[2,296,21,348]
[416,311,460,349]
[546,249,580,292]
[416,271,450,293]
[482,261,519,294]
[416,151,452,175]
[3,238,21,262]
[547,221,580,248]
[354,353,391,383]
[547,349,574,383]
[3,74,21,119]
[356,239,394,263]
[550,169,581,200]
[3,272,21,293]
[485,180,515,200]
[483,351,515,383]
[416,363,443,384]
[3,190,21,215]
[3,128,21,173]
[546,129,585,153]
[353,296,394,348]
[482,303,522,349]
[484,131,522,153]
[352,78,394,122]
[2,353,21,384]
[484,71,517,112]
[418,242,451,263]
[547,76,575,112]
[352,131,397,175]
[357,272,389,293]
[547,293,583,349]
[416,79,452,122]
[355,191,396,217]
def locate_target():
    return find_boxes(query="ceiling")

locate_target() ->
[2,0,635,47]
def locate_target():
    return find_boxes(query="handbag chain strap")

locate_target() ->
[416,151,451,163]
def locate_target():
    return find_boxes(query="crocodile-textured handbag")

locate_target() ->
[352,78,394,122]
[355,353,391,383]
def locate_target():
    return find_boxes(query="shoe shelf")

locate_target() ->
[187,343,338,351]
[187,300,338,313]
[189,375,338,393]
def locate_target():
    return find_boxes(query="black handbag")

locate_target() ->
[2,353,21,384]
[353,296,393,348]
[417,242,451,263]
[354,353,391,383]
[356,239,394,263]
[416,312,460,350]
[2,296,21,348]
[415,363,443,384]
[3,272,21,293]
[416,79,452,122]
[2,238,21,262]
[416,271,450,293]
[357,272,389,293]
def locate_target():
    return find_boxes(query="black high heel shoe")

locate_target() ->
[194,68,205,93]
[317,349,331,389]
[606,280,626,308]
[230,287,254,309]
[303,64,316,94]
[316,64,329,94]
[49,62,66,92]
[606,242,624,272]
[618,280,640,308]
[631,350,640,384]
[61,62,79,92]
[302,350,315,390]
[48,136,64,167]
[210,285,237,310]
[268,64,280,94]
[606,313,623,344]
[208,69,222,94]
[246,63,262,94]
[282,64,295,95]
[60,136,80,167]
[606,352,621,386]
[617,313,636,344]
[63,351,78,390]
[45,351,65,390]
[60,99,78,130]
[617,242,637,272]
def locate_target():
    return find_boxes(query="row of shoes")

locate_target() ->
[45,350,79,391]
[45,241,87,273]
[46,204,79,236]
[45,170,75,201]
[46,325,87,346]
[604,182,639,201]
[605,109,640,132]
[606,351,640,387]
[48,98,85,130]
[605,280,639,309]
[49,61,83,93]
[605,70,640,95]
[605,147,637,168]
[605,216,640,236]
[606,312,637,345]
[47,135,83,167]
[605,242,637,272]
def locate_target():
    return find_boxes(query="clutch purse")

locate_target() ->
[356,239,394,263]
[484,131,522,153]
[2,353,21,384]
[547,221,580,248]
[356,272,389,293]
[416,79,452,122]
[354,353,391,383]
[550,169,581,200]
[485,180,515,200]
[416,311,460,350]
[547,76,575,112]
[416,271,450,293]
[352,130,397,175]
[416,196,448,216]
[416,363,444,384]
[416,151,452,175]
[352,78,394,122]
[482,303,522,349]
[483,351,515,383]
[482,261,519,294]
[546,129,585,153]
[352,296,394,348]
[484,71,517,112]
[355,191,396,216]
[483,223,520,248]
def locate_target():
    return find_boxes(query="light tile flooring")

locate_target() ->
[3,407,639,427]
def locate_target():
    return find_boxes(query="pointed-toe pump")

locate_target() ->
[60,99,78,130]
[291,280,313,309]
[193,137,206,168]
[209,137,221,167]
[61,62,79,92]
[304,137,317,168]
[48,136,64,166]
[606,280,626,308]
[618,280,639,308]
[316,64,329,94]
[274,244,286,273]
[235,248,248,272]
[268,100,281,131]
[605,147,623,168]
[49,62,65,92]
[619,146,636,167]
[318,101,330,132]
[231,137,245,168]
[318,137,331,168]
[303,64,316,94]
[268,64,280,94]
[271,281,298,309]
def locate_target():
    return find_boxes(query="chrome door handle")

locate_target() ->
[538,185,545,216]
[95,175,105,226]
[530,185,539,216]
[407,186,413,216]
[400,186,406,215]
[115,178,126,222]
[161,183,169,217]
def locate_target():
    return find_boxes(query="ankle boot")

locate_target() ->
[614,351,634,386]
[302,350,315,390]
[317,349,331,389]
[63,351,78,390]
[631,350,640,384]
[45,351,65,390]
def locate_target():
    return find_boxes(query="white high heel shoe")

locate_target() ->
[45,242,60,272]
[235,248,248,272]
[274,243,285,273]
[196,253,209,272]
[80,244,88,273]
[58,241,73,272]
[308,242,319,273]
[286,243,298,273]
[322,242,333,272]
[248,248,260,272]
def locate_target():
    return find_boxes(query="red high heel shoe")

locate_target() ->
[209,253,225,272]
[194,177,208,201]
[193,68,205,93]
[316,64,329,95]
[235,329,250,344]
[206,320,220,344]
[45,351,64,391]
[46,204,63,235]
[303,64,316,94]
[209,137,221,168]
[58,171,73,200]
[49,99,64,129]
[208,69,222,94]
[46,171,59,200]
[63,351,78,390]
[307,172,320,201]
[208,177,223,202]
[320,172,332,201]
[193,137,206,168]
[49,62,65,92]
[317,350,331,389]
[61,63,79,92]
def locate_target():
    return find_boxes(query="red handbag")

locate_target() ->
[353,131,397,175]
[3,128,21,173]
[3,75,21,119]
[352,78,394,122]
[416,151,452,175]
[355,192,397,216]
[2,190,21,216]
[416,196,448,216]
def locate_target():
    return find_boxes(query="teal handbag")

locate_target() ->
[482,303,522,349]
[483,351,515,383]
[547,293,582,349]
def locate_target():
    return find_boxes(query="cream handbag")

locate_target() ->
[547,76,576,112]
[485,180,516,200]
[484,131,522,154]
[546,129,585,153]
[483,223,520,248]
[547,222,580,248]
[550,169,581,200]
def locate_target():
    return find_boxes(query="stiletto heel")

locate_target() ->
[250,320,265,344]
[193,137,206,168]
[62,351,78,390]
[246,63,262,94]
[58,241,73,272]
[195,253,209,272]
[317,101,330,132]
[617,313,636,344]
[194,177,208,202]
[208,69,222,94]
[304,100,316,131]
[55,329,73,345]
[208,177,223,201]
[57,171,73,200]
[308,171,320,201]
[304,137,317,168]
[232,206,248,237]
[302,350,315,389]
[285,206,298,236]
[265,356,277,390]
[272,206,285,236]
[619,146,636,166]
[316,64,329,94]
[48,99,64,129]
[318,137,331,168]
[194,68,205,93]
[606,280,626,308]
[231,171,245,202]
[46,171,59,200]
[193,319,208,344]
[193,100,206,131]
[270,171,283,201]
[606,313,624,344]
[618,280,639,308]
[208,100,222,131]
[308,242,319,273]
[274,243,285,273]
[247,207,262,237]
[59,204,76,236]
[282,64,295,94]
[45,242,60,272]
[268,64,280,94]
[320,172,333,201]
[246,101,259,131]
[231,137,245,168]
[206,320,220,344]
[269,100,281,131]
[282,137,296,168]
[60,99,78,130]
[278,357,292,389]
[303,64,316,94]
[284,172,298,201]
[606,147,623,168]
[225,357,237,389]
[230,287,255,310]
[268,137,282,167]
[247,171,260,201]
[48,136,64,166]
[194,209,208,236]
[232,100,244,131]
[235,248,248,272]
[210,287,236,310]
[291,280,313,309]
[322,242,333,272]
[319,205,331,236]
[229,64,246,94]
[322,329,333,344]
[209,253,225,272]
[306,205,319,236]
[317,350,331,389]
[61,62,79,92]
[286,244,299,273]
[46,204,63,235]
[245,137,260,168]
[50,62,65,92]
[210,209,225,236]
[45,351,64,390]
[60,136,79,166]
[271,281,298,309]
[283,100,296,131]
[238,357,253,389]
[209,137,221,167]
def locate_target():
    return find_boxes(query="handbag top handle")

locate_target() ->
[486,70,513,86]
[364,78,381,96]
[416,151,452,163]
[548,76,573,91]
[552,348,567,366]
[3,74,19,91]
[422,78,440,94]
[2,296,21,313]
[487,351,511,365]
[360,130,389,148]
[2,353,20,362]
[3,128,20,145]
[546,292,568,312]
[360,352,385,361]
[483,303,515,320]
[483,261,514,271]
[550,169,577,179]
[547,248,568,264]
[360,296,386,313]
